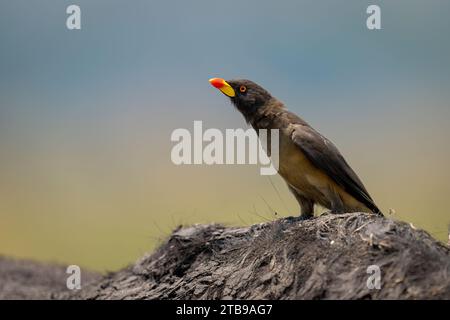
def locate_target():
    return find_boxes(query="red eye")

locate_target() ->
[239,85,247,93]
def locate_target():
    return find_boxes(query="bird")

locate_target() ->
[209,77,383,219]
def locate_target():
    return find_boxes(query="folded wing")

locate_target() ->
[291,124,382,215]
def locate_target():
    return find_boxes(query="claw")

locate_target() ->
[284,214,314,223]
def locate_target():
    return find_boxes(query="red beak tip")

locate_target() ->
[209,78,225,89]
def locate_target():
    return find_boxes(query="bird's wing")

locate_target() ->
[290,124,381,214]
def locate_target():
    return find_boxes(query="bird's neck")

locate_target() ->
[243,98,286,130]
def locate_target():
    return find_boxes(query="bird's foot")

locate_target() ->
[298,214,314,221]
[321,210,346,216]
[284,214,314,223]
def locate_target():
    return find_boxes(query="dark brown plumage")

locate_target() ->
[209,78,382,219]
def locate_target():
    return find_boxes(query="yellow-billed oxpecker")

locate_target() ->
[209,77,382,219]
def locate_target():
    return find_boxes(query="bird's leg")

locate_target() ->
[288,186,314,220]
[299,199,314,220]
[322,187,346,214]
[327,189,345,214]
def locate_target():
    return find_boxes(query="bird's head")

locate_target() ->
[209,78,272,115]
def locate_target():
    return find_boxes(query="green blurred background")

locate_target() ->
[1,0,449,272]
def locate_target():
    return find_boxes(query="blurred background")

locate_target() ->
[1,0,449,272]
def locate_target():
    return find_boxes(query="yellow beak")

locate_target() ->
[209,78,236,97]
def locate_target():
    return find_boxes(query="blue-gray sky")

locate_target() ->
[1,1,449,270]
